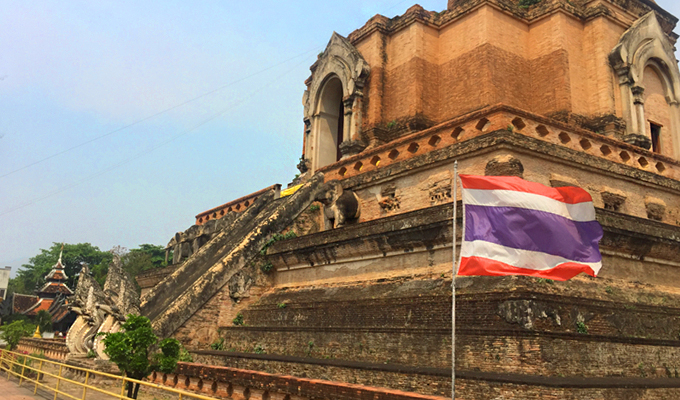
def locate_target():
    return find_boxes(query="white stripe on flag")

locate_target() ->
[463,189,596,222]
[461,240,602,274]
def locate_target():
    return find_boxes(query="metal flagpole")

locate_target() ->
[452,160,458,399]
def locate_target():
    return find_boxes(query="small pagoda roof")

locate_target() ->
[45,246,68,280]
[37,245,74,296]
[37,281,74,295]
[45,268,67,281]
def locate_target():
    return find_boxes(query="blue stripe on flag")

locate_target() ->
[464,205,603,263]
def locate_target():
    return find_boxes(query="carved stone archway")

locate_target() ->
[303,32,370,172]
[610,12,680,158]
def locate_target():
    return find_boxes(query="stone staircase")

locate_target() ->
[140,173,326,339]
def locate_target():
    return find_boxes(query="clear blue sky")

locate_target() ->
[1,0,679,276]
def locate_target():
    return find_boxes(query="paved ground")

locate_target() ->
[1,371,203,400]
[0,376,45,400]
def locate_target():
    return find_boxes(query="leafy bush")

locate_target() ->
[210,338,225,351]
[100,314,181,399]
[576,321,589,334]
[232,313,244,326]
[260,261,274,273]
[260,231,297,255]
[1,320,36,350]
[12,355,33,374]
[178,346,193,362]
[519,0,541,8]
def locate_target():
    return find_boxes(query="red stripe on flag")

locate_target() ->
[459,175,593,204]
[458,256,597,281]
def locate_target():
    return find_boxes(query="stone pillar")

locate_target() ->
[249,388,268,400]
[343,96,353,142]
[214,382,232,398]
[173,244,181,264]
[201,379,216,395]
[231,385,250,400]
[339,94,367,159]
[633,85,646,136]
[310,114,321,172]
[620,85,652,149]
[187,376,201,392]
[617,69,637,136]
[351,93,364,141]
[670,101,680,159]
[302,118,312,170]
[175,374,188,389]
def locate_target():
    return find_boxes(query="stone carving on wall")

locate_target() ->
[317,181,361,229]
[609,12,680,156]
[645,196,666,221]
[601,187,627,212]
[485,154,524,178]
[66,257,140,359]
[418,171,453,206]
[303,32,371,171]
[378,183,401,212]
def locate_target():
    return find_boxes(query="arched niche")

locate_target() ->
[610,12,680,159]
[315,76,344,168]
[302,32,370,172]
[642,62,672,154]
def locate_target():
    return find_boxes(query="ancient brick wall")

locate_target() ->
[458,332,680,378]
[456,380,680,400]
[172,275,270,349]
[176,275,680,396]
[349,2,644,134]
[190,353,450,396]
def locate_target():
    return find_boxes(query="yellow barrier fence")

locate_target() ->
[0,348,218,400]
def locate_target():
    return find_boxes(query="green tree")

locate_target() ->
[11,242,168,296]
[11,243,112,295]
[1,320,36,350]
[121,244,168,278]
[100,314,180,399]
[35,310,53,333]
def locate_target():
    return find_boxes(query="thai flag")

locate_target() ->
[458,175,603,281]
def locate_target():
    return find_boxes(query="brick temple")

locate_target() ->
[132,0,680,398]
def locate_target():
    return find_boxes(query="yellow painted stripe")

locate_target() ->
[280,184,303,198]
